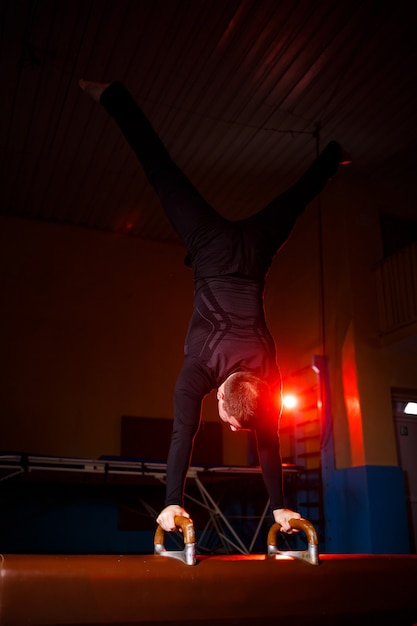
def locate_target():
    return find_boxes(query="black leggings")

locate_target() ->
[100,82,341,274]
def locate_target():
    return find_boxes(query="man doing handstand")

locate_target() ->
[80,79,349,534]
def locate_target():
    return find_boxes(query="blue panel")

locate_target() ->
[324,465,410,554]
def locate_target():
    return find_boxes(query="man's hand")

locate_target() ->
[156,504,190,532]
[273,507,301,533]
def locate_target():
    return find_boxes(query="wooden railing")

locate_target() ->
[375,241,417,337]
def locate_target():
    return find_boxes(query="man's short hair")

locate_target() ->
[223,372,278,428]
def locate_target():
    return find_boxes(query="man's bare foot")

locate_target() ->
[79,79,110,102]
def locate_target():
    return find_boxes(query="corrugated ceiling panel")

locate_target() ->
[1,0,416,242]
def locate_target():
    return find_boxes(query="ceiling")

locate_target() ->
[1,0,417,245]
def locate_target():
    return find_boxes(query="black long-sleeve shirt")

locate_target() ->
[165,274,285,510]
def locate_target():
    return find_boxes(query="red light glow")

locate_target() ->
[342,324,365,465]
[282,394,297,410]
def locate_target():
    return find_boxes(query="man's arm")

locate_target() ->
[157,359,213,532]
[255,422,300,533]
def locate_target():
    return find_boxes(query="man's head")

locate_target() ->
[217,372,276,431]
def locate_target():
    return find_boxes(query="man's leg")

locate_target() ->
[246,141,348,253]
[80,80,224,255]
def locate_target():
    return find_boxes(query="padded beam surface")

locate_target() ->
[1,552,417,625]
